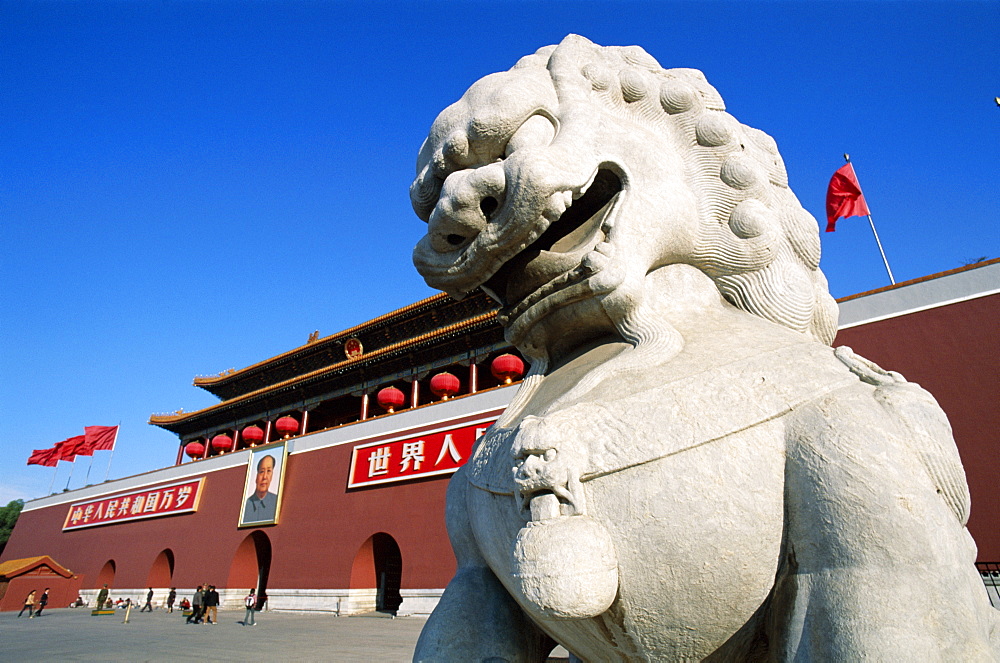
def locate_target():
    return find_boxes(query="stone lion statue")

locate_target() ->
[410,35,1000,661]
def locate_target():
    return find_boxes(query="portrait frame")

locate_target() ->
[238,440,288,528]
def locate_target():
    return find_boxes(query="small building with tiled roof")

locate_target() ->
[0,555,81,612]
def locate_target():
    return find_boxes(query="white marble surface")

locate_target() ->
[78,586,444,616]
[411,35,1000,661]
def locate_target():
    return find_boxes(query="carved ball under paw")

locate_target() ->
[510,514,618,619]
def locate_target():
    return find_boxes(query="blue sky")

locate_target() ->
[2,1,997,504]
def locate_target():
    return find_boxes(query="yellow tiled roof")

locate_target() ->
[192,292,450,387]
[150,310,497,425]
[0,555,73,578]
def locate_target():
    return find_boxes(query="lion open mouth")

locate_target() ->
[482,168,622,314]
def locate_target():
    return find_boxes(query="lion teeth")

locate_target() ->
[582,250,609,271]
[574,168,600,201]
[544,192,571,220]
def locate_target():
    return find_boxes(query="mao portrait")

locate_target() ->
[239,443,286,527]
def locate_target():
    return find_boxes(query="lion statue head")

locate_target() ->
[412,35,837,367]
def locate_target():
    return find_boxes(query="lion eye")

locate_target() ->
[504,114,556,158]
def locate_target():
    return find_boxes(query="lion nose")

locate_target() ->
[426,164,506,254]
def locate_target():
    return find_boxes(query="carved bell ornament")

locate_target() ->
[510,512,619,619]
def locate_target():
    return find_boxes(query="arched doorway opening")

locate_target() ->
[95,560,116,588]
[146,549,174,587]
[350,533,402,614]
[227,531,272,609]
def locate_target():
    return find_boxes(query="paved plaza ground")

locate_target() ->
[2,607,425,661]
[1,606,572,662]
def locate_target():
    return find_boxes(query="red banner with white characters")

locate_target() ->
[347,420,495,488]
[63,478,204,530]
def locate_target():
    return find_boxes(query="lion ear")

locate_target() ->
[546,37,603,103]
[557,34,596,50]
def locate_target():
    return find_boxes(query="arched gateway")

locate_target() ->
[350,533,402,614]
[95,559,116,588]
[228,531,272,609]
[146,548,174,588]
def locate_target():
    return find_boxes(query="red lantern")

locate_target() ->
[184,442,205,459]
[491,354,525,384]
[242,425,264,446]
[377,386,406,413]
[211,434,233,454]
[275,415,299,438]
[430,372,461,400]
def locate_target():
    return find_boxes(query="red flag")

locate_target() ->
[85,425,119,452]
[54,435,86,462]
[27,448,58,467]
[825,162,870,232]
[75,436,95,457]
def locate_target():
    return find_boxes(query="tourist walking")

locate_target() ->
[186,585,204,624]
[140,587,154,612]
[35,588,50,617]
[204,585,220,624]
[166,587,176,613]
[242,589,257,626]
[139,587,153,612]
[17,590,36,618]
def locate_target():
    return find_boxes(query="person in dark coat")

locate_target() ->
[140,587,154,612]
[166,587,177,613]
[34,588,50,617]
[186,585,204,624]
[204,585,220,624]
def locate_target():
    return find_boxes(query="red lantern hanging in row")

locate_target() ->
[275,415,299,438]
[185,442,205,459]
[242,425,265,446]
[211,434,233,454]
[491,354,525,384]
[377,386,406,413]
[430,371,461,400]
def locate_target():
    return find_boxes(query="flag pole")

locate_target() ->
[104,423,121,482]
[845,154,895,285]
[48,462,59,494]
[64,458,76,491]
[84,453,95,485]
[866,214,895,285]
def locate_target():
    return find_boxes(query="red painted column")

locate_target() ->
[410,380,420,408]
[360,393,370,420]
[175,442,184,466]
[264,419,273,445]
[469,362,478,394]
[301,409,310,435]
